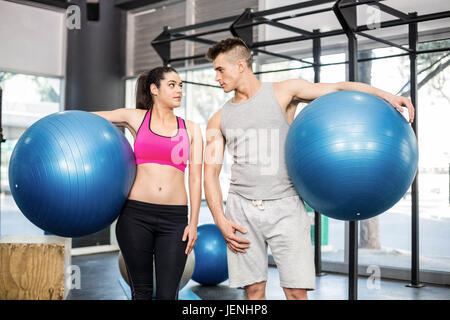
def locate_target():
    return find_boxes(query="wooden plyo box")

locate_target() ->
[0,235,72,300]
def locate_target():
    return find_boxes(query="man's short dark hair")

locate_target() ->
[206,38,253,68]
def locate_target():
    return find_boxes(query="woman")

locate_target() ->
[92,66,203,300]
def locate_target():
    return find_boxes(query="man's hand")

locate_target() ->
[382,93,415,123]
[217,218,250,254]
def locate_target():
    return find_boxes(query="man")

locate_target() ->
[203,37,414,300]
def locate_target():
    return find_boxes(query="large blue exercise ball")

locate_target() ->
[9,110,136,237]
[285,90,418,221]
[192,224,228,286]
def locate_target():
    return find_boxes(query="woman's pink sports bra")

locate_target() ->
[134,108,190,172]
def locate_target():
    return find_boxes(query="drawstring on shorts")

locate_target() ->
[251,199,265,210]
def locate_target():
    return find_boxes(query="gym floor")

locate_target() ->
[67,251,450,300]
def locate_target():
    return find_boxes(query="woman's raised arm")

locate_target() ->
[91,108,137,138]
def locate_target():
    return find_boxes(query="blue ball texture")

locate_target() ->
[285,90,418,221]
[9,110,136,237]
[192,224,228,286]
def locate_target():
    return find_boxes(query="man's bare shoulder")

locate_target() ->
[208,109,222,127]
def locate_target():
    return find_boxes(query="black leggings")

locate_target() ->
[116,199,188,300]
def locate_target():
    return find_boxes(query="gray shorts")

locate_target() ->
[224,192,316,290]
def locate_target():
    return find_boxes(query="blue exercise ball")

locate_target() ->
[192,224,228,286]
[9,110,136,237]
[285,90,418,221]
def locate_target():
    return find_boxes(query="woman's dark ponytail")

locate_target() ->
[136,71,151,110]
[135,66,178,110]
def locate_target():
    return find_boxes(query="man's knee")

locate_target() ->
[245,281,266,300]
[283,288,308,300]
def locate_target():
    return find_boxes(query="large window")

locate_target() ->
[416,40,450,273]
[355,47,414,271]
[350,43,450,274]
[0,71,62,236]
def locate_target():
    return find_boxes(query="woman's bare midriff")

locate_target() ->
[127,163,188,205]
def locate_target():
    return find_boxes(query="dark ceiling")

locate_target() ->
[18,0,166,10]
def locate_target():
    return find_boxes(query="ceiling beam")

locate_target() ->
[16,0,70,9]
[114,0,164,10]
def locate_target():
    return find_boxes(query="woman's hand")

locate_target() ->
[182,223,197,255]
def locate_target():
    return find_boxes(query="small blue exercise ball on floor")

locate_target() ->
[285,90,418,221]
[192,224,228,286]
[9,110,136,237]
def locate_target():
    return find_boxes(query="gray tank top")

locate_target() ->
[221,82,298,200]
